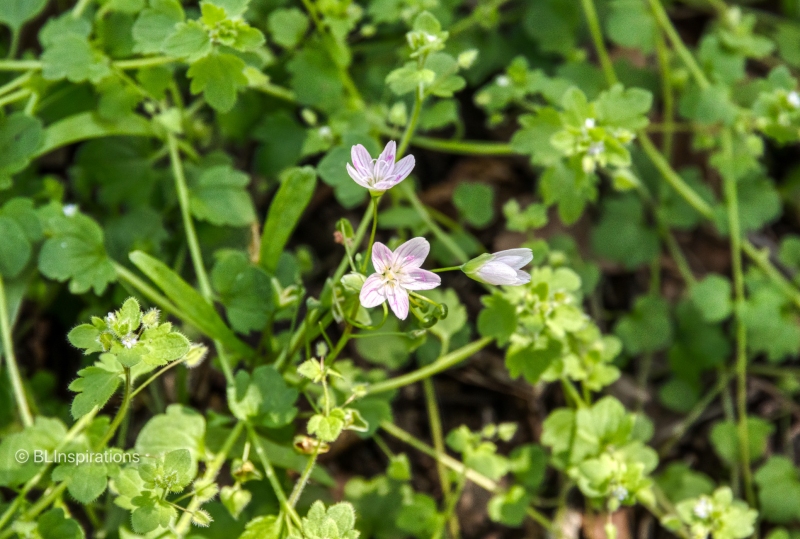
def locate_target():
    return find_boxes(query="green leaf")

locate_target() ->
[68,363,122,419]
[228,366,298,427]
[189,164,257,227]
[287,42,346,113]
[690,275,733,323]
[187,52,248,112]
[38,112,155,156]
[0,0,47,30]
[268,8,309,48]
[37,508,85,539]
[679,83,737,125]
[259,166,317,272]
[131,491,176,533]
[132,0,185,54]
[710,417,775,466]
[396,493,442,539]
[129,250,253,358]
[615,295,673,355]
[41,34,111,83]
[505,339,561,384]
[38,212,117,295]
[591,194,659,269]
[307,409,346,442]
[140,326,191,365]
[52,462,109,504]
[240,516,281,539]
[212,250,274,334]
[317,145,368,209]
[509,444,548,492]
[0,113,43,185]
[453,183,495,228]
[595,84,653,130]
[742,283,800,362]
[477,294,516,346]
[0,417,67,487]
[162,20,212,60]
[488,485,532,527]
[135,404,205,476]
[606,0,656,52]
[0,216,30,278]
[754,456,800,523]
[656,463,715,503]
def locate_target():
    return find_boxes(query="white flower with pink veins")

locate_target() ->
[346,140,415,193]
[359,237,441,320]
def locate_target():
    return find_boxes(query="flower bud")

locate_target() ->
[462,249,532,286]
[341,272,366,294]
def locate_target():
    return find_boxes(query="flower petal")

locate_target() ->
[403,268,441,290]
[346,163,372,189]
[391,154,415,182]
[491,248,533,270]
[514,269,532,285]
[386,284,409,320]
[371,242,393,273]
[393,237,430,269]
[378,140,397,166]
[359,274,387,308]
[475,261,520,285]
[351,144,373,175]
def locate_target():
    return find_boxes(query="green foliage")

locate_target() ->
[288,501,360,539]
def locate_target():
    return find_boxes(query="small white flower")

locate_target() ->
[693,497,713,519]
[319,126,332,138]
[105,312,116,325]
[611,486,628,502]
[360,237,441,320]
[121,334,138,349]
[788,91,800,109]
[346,141,415,193]
[587,141,605,157]
[584,118,596,129]
[63,204,78,217]
[425,33,438,43]
[496,75,510,87]
[462,248,533,286]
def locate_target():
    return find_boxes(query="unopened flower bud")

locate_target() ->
[184,344,208,368]
[462,249,532,286]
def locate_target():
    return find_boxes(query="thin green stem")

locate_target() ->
[72,0,94,18]
[0,275,32,426]
[130,358,186,399]
[252,81,296,103]
[362,196,381,273]
[431,266,462,273]
[287,444,320,508]
[433,471,466,539]
[245,422,302,527]
[114,56,179,70]
[167,134,213,299]
[721,129,754,505]
[366,337,492,395]
[7,29,20,60]
[174,421,245,536]
[580,0,618,86]
[0,72,31,99]
[654,30,676,160]
[99,367,131,448]
[401,182,469,264]
[647,0,711,89]
[0,88,31,108]
[0,60,41,71]
[398,90,424,158]
[380,421,554,531]
[405,135,517,156]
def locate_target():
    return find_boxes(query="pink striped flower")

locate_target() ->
[359,238,441,320]
[346,141,415,192]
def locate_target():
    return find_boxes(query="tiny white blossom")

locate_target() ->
[611,486,628,502]
[496,75,510,87]
[587,141,605,157]
[319,126,332,138]
[105,312,116,325]
[788,91,800,109]
[121,334,138,349]
[63,204,78,217]
[584,118,596,129]
[693,497,713,519]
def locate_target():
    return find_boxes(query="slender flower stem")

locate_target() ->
[0,60,42,71]
[167,134,213,300]
[130,358,187,399]
[647,0,711,90]
[433,471,466,539]
[174,422,245,536]
[721,129,755,505]
[362,195,381,273]
[99,368,131,448]
[0,72,31,99]
[403,134,517,156]
[72,0,94,18]
[245,422,302,527]
[401,182,469,264]
[366,337,492,394]
[0,275,32,426]
[431,266,462,273]
[252,81,296,103]
[287,444,320,508]
[0,88,31,109]
[397,89,423,157]
[580,0,618,86]
[654,30,676,160]
[114,56,179,70]
[380,421,554,531]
